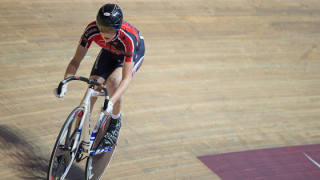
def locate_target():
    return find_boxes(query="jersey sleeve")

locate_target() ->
[119,30,136,62]
[79,21,100,49]
[124,51,135,62]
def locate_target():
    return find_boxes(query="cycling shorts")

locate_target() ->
[90,39,145,80]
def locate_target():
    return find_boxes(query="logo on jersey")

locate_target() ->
[98,40,105,45]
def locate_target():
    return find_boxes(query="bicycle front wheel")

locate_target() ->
[85,115,116,180]
[47,106,84,180]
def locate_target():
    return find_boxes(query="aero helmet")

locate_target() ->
[96,4,123,31]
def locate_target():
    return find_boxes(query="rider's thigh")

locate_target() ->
[106,67,122,94]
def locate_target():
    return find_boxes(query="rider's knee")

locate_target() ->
[106,76,120,91]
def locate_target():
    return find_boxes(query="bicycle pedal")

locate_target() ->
[76,154,83,162]
[76,154,87,162]
[75,147,83,162]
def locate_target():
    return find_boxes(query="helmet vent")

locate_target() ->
[103,12,111,16]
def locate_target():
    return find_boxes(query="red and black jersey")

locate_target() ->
[79,21,142,63]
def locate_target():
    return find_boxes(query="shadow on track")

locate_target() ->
[0,125,85,179]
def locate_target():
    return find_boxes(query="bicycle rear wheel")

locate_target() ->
[47,106,84,180]
[85,116,117,180]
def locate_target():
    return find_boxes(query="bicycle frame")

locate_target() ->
[75,88,103,156]
[57,76,112,157]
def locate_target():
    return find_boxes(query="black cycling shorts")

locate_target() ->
[90,39,145,80]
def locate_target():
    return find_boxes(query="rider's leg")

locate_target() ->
[105,67,123,117]
[100,39,145,147]
[100,67,123,148]
[83,68,123,116]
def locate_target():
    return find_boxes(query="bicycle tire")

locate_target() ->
[85,116,117,180]
[47,106,84,180]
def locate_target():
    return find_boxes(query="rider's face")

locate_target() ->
[98,26,117,43]
[100,31,117,43]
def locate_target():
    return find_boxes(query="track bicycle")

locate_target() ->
[47,76,118,180]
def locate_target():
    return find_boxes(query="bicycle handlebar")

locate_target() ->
[57,76,109,110]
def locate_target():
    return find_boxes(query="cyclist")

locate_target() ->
[54,3,145,148]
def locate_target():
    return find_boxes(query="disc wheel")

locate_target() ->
[85,116,116,180]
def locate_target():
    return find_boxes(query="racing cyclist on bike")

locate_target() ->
[54,3,145,148]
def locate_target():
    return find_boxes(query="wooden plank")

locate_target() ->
[0,0,319,179]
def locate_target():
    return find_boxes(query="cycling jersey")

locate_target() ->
[79,21,143,63]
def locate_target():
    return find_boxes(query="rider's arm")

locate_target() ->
[110,61,134,104]
[64,44,88,79]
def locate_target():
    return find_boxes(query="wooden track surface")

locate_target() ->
[1,0,320,179]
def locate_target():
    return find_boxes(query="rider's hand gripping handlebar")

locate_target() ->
[57,76,110,111]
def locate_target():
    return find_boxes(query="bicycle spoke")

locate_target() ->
[48,107,84,180]
[65,122,73,145]
[50,155,66,179]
